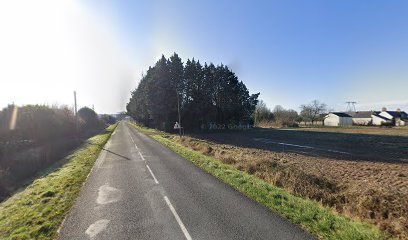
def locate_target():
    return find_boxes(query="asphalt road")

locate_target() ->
[58,121,314,240]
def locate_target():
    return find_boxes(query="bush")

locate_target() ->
[0,104,104,200]
[78,107,105,136]
[380,122,394,127]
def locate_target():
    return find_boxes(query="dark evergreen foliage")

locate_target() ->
[127,53,259,131]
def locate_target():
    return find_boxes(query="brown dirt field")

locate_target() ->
[167,128,408,239]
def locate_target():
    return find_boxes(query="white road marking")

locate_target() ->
[326,149,351,154]
[146,164,159,184]
[127,122,190,239]
[127,126,147,161]
[253,138,351,155]
[126,126,139,150]
[164,196,192,240]
[138,151,146,161]
[97,184,122,205]
[268,141,313,149]
[85,219,110,239]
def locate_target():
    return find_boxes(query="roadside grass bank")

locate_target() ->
[129,123,388,240]
[182,128,407,238]
[177,133,407,239]
[0,124,117,240]
[128,121,160,134]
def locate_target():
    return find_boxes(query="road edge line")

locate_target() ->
[163,196,192,240]
[146,164,159,184]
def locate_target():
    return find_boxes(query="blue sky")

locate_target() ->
[1,0,407,113]
[90,0,408,112]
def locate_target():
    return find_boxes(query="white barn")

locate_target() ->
[378,109,408,126]
[372,114,392,126]
[348,111,373,125]
[369,108,408,126]
[324,112,353,127]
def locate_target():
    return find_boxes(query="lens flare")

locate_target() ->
[9,106,18,130]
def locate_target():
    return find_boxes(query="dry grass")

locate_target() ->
[171,135,408,239]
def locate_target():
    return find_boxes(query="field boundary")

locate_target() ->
[129,122,388,240]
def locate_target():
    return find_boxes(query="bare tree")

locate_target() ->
[299,100,327,125]
[273,105,299,127]
[253,100,273,125]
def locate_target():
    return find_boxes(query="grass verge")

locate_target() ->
[0,124,117,240]
[129,123,388,240]
[128,122,159,134]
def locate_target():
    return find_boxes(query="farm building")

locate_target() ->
[365,108,408,126]
[324,112,352,127]
[378,108,408,126]
[372,114,392,126]
[347,111,373,125]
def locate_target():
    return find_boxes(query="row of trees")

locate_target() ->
[0,104,111,200]
[253,100,328,127]
[0,105,106,143]
[127,53,259,131]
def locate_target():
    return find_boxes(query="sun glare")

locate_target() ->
[0,0,81,105]
[0,0,133,113]
[9,106,18,130]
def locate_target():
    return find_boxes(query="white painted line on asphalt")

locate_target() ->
[138,151,146,161]
[126,126,140,150]
[85,219,110,239]
[96,184,122,205]
[163,196,192,240]
[326,149,351,155]
[253,138,351,155]
[146,164,159,184]
[129,134,139,150]
[127,124,148,161]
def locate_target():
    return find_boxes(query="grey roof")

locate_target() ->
[345,112,356,117]
[352,111,374,118]
[330,112,352,117]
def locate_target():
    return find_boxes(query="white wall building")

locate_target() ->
[348,111,373,125]
[324,112,353,127]
[372,114,392,126]
[374,108,408,126]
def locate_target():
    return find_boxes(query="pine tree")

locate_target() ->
[168,53,184,128]
[126,53,259,131]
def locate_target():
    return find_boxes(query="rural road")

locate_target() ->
[58,121,313,240]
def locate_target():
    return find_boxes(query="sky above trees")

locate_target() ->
[1,0,408,113]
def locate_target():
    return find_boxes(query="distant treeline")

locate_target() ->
[0,104,114,200]
[253,100,328,128]
[126,53,259,131]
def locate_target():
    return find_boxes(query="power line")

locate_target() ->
[345,101,357,112]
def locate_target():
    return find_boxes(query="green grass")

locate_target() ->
[0,124,117,240]
[128,123,388,240]
[128,122,159,133]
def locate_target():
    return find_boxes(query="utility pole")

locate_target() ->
[74,91,78,134]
